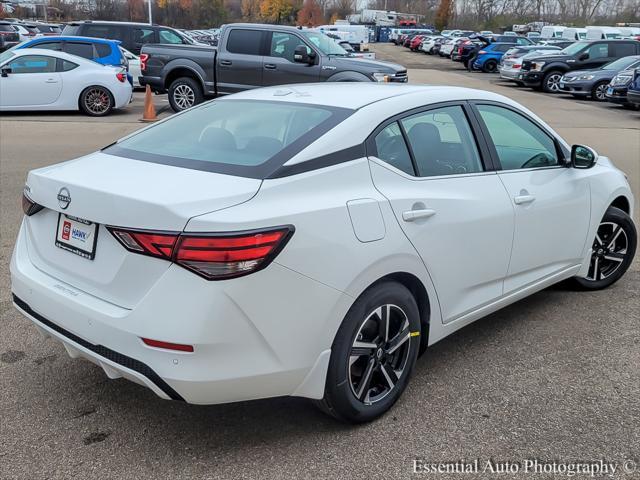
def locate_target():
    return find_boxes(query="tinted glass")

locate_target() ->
[477,105,558,170]
[227,29,263,55]
[8,55,56,73]
[374,123,414,175]
[0,24,14,32]
[270,32,309,61]
[95,43,112,58]
[401,106,483,177]
[60,60,78,71]
[158,29,183,44]
[612,43,636,57]
[62,24,80,35]
[64,42,94,59]
[84,25,124,41]
[32,41,62,50]
[586,43,609,59]
[110,100,346,177]
[133,28,154,44]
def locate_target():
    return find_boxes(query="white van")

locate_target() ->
[618,27,640,38]
[562,28,587,40]
[585,26,622,40]
[540,25,566,39]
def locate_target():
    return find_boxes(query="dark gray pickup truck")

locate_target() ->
[140,23,408,111]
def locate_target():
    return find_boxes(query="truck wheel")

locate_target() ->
[542,70,563,93]
[168,77,203,112]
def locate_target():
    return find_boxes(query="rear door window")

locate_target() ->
[158,29,184,44]
[226,29,264,55]
[586,43,609,59]
[95,43,112,58]
[133,28,155,45]
[32,41,62,50]
[63,42,95,59]
[84,24,125,42]
[374,123,414,175]
[613,43,636,57]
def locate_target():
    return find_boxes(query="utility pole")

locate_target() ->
[148,0,153,25]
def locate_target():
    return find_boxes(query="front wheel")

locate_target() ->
[542,70,563,93]
[573,207,636,290]
[79,86,114,116]
[591,81,609,101]
[168,76,203,112]
[316,282,421,423]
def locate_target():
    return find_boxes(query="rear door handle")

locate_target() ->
[219,60,232,66]
[402,209,436,222]
[514,194,536,205]
[264,63,276,70]
[45,79,58,83]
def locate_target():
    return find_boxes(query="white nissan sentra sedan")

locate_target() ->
[12,84,636,423]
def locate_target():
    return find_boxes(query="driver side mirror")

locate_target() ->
[571,144,598,169]
[294,45,315,65]
[1,67,11,77]
[578,52,589,61]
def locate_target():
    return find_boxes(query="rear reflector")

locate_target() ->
[107,226,294,280]
[141,338,194,352]
[22,192,44,216]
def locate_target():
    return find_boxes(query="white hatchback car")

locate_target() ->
[12,84,636,422]
[0,48,131,116]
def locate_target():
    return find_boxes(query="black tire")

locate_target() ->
[482,59,498,73]
[316,281,421,423]
[168,76,203,112]
[572,207,637,290]
[542,70,563,93]
[591,80,609,101]
[79,86,114,117]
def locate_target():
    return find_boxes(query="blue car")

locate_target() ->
[472,42,515,73]
[16,36,132,84]
[627,67,640,108]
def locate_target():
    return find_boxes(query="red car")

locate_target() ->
[409,35,425,51]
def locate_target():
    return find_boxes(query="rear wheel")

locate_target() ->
[591,81,609,101]
[572,207,636,290]
[542,70,563,93]
[482,59,498,73]
[79,86,114,116]
[168,76,203,112]
[317,282,421,423]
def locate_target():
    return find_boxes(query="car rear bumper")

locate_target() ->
[519,71,543,87]
[499,67,521,80]
[139,75,166,93]
[10,220,346,405]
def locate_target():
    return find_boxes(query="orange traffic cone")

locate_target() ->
[140,84,158,122]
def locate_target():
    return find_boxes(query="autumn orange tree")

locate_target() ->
[296,0,323,26]
[259,0,295,23]
[435,0,454,31]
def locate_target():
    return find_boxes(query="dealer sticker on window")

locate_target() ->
[55,214,99,260]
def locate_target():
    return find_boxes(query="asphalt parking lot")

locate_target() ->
[1,44,639,479]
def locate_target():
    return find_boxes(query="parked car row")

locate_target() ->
[396,30,640,110]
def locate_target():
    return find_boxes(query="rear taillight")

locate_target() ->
[22,192,44,216]
[513,64,521,69]
[140,53,148,72]
[116,71,126,82]
[107,226,294,280]
[478,50,486,55]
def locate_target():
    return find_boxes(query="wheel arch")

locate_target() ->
[327,71,372,82]
[609,195,631,215]
[163,65,205,92]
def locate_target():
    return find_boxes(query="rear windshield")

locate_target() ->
[106,100,352,178]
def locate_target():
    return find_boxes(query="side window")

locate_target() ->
[226,29,263,55]
[158,29,183,45]
[58,59,78,72]
[84,25,123,41]
[64,42,95,59]
[133,28,155,45]
[32,41,62,51]
[374,123,414,175]
[8,55,57,74]
[401,106,483,177]
[477,105,559,170]
[270,32,308,62]
[586,43,609,59]
[613,43,635,57]
[95,43,112,58]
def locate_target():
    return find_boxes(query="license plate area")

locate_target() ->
[55,214,99,260]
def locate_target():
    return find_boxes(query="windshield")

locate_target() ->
[561,41,588,56]
[107,99,352,178]
[303,31,348,56]
[0,50,15,65]
[603,56,639,70]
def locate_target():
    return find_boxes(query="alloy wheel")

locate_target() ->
[587,221,628,281]
[545,73,562,92]
[348,304,412,405]
[174,84,195,110]
[594,84,607,101]
[84,88,111,115]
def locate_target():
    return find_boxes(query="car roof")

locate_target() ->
[224,83,512,110]
[27,35,121,45]
[8,47,105,66]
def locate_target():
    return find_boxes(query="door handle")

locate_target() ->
[402,208,436,222]
[514,194,536,205]
[45,79,58,83]
[220,60,232,66]
[264,63,276,70]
